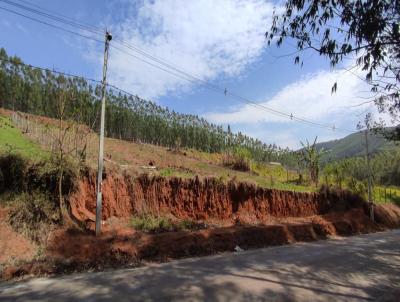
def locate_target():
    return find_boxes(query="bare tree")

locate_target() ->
[52,80,87,218]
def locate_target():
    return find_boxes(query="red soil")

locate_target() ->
[2,168,399,281]
[1,207,383,280]
[69,172,365,227]
[0,207,36,265]
[374,203,400,228]
[48,208,380,261]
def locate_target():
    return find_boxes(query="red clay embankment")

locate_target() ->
[4,170,400,281]
[69,172,366,226]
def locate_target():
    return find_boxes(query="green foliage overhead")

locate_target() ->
[267,0,400,139]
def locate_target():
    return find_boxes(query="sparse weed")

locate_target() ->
[131,215,205,233]
[177,219,204,231]
[131,214,174,233]
[7,191,60,244]
[160,168,173,177]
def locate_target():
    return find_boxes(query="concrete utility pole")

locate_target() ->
[364,127,374,221]
[96,30,112,236]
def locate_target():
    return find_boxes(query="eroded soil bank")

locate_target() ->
[0,207,36,265]
[2,170,400,281]
[69,172,366,226]
[1,207,384,280]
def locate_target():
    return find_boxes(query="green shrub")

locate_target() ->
[0,154,27,193]
[0,154,76,197]
[222,147,251,171]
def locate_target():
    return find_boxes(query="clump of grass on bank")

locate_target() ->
[130,214,205,233]
[177,219,202,230]
[131,215,173,233]
[222,147,251,172]
[159,167,194,179]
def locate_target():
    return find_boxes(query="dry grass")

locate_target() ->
[1,110,311,192]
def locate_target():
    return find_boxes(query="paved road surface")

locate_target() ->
[1,230,399,302]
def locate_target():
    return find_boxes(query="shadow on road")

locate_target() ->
[1,230,400,302]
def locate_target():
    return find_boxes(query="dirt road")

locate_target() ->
[1,230,399,302]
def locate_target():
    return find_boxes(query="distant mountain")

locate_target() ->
[313,129,398,162]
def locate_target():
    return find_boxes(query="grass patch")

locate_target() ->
[373,186,400,205]
[321,176,400,205]
[159,168,173,177]
[251,162,298,182]
[130,215,205,233]
[176,218,206,230]
[248,174,315,192]
[159,167,194,179]
[131,214,174,233]
[0,116,48,161]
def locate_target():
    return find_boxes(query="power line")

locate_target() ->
[0,0,352,132]
[0,57,141,102]
[108,37,354,131]
[14,0,103,33]
[0,5,104,43]
[111,44,352,132]
[0,0,103,35]
[0,57,102,84]
[2,56,390,140]
[111,40,302,119]
[0,0,356,133]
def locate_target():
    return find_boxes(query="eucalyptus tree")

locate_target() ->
[267,0,400,140]
[0,47,300,168]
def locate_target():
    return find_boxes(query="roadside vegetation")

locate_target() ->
[0,152,77,244]
[130,214,204,233]
[1,110,399,201]
[0,0,399,282]
[322,150,400,205]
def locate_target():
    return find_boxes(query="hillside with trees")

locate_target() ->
[312,130,397,162]
[0,47,296,167]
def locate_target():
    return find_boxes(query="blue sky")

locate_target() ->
[0,0,381,148]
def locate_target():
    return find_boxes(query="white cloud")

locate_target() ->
[106,0,275,99]
[206,68,373,126]
[205,66,396,148]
